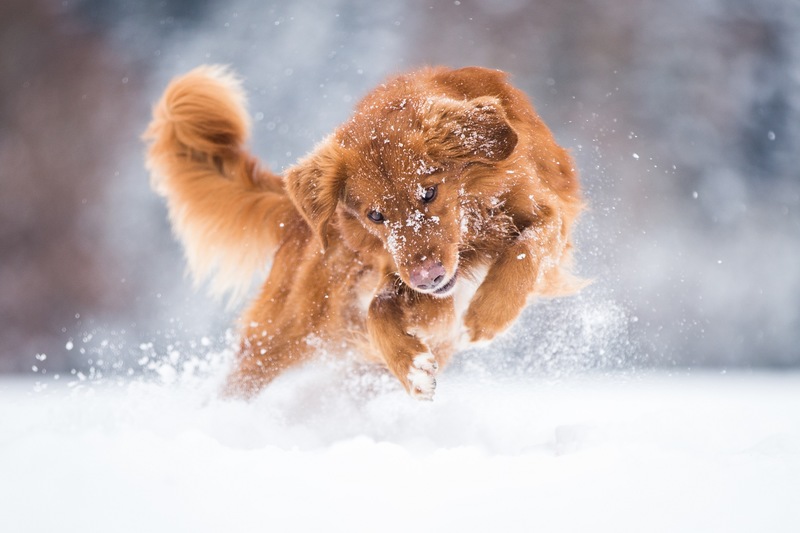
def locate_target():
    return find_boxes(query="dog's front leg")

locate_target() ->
[367,289,439,400]
[464,214,566,343]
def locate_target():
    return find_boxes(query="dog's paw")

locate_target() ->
[463,290,522,344]
[407,353,438,401]
[463,310,503,344]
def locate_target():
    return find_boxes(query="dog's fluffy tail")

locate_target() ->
[144,65,295,304]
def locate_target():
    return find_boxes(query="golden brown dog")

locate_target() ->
[144,65,583,400]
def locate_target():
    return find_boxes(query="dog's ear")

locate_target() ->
[285,141,344,251]
[424,96,518,162]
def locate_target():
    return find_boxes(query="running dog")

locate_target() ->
[144,65,583,400]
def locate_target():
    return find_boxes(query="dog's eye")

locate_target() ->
[421,185,437,203]
[367,210,385,223]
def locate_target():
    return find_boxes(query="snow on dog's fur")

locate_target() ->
[144,65,584,400]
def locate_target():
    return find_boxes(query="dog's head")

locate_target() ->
[286,94,517,297]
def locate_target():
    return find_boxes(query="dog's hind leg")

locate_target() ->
[222,328,319,398]
[221,236,348,399]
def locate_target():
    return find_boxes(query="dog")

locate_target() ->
[144,65,584,400]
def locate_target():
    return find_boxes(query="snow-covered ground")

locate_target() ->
[2,359,799,533]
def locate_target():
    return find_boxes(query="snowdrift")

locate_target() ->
[2,353,799,532]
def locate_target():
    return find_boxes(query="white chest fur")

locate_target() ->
[451,263,489,349]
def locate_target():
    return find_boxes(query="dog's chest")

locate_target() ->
[407,264,488,351]
[452,264,488,324]
[451,264,488,348]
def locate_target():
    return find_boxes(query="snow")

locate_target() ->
[2,363,799,532]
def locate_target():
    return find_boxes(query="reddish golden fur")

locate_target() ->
[144,65,584,400]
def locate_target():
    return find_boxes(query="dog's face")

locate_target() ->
[287,94,517,296]
[340,149,463,297]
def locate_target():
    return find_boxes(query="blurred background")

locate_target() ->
[1,0,798,375]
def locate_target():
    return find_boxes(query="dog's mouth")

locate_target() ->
[431,271,458,297]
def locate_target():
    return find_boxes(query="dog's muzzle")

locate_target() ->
[407,260,458,297]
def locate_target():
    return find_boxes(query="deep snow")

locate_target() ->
[2,359,799,533]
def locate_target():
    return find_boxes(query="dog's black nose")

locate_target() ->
[409,260,446,291]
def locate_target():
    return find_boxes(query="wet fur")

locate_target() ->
[144,65,584,400]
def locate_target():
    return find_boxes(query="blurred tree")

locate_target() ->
[0,0,137,371]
